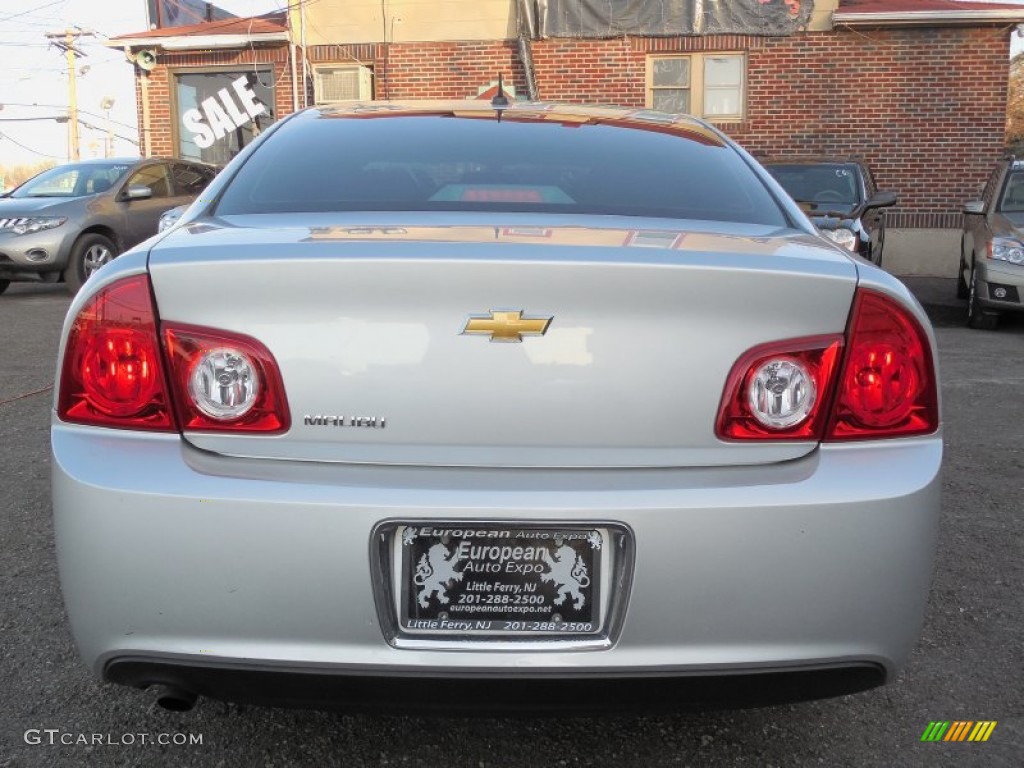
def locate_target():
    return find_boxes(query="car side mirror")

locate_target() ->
[124,184,153,201]
[963,200,985,215]
[864,190,897,210]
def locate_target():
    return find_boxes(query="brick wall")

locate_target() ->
[312,40,528,100]
[136,25,1010,226]
[726,27,1009,228]
[531,27,1010,227]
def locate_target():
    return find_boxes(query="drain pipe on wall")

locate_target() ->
[139,70,151,157]
[289,42,300,113]
[299,0,309,108]
[516,0,539,100]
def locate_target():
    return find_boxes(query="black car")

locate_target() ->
[764,158,897,267]
[0,157,217,295]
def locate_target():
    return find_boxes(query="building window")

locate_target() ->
[313,65,373,104]
[647,54,745,121]
[175,68,276,166]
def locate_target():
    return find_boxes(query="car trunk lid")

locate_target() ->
[148,215,857,468]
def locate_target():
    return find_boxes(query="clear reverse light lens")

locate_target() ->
[747,358,817,429]
[188,348,259,420]
[990,239,1024,264]
[821,227,857,251]
[9,216,67,235]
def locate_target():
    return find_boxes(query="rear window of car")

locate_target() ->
[997,170,1024,212]
[214,114,788,226]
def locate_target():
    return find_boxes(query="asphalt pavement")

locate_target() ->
[0,279,1021,768]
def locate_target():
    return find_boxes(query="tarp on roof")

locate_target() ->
[537,0,813,38]
[147,0,235,29]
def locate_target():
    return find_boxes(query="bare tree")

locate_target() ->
[0,161,56,192]
[1007,53,1024,151]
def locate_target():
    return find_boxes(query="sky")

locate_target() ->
[2,0,1024,167]
[0,0,280,168]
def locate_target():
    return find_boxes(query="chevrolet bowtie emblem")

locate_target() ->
[461,310,553,343]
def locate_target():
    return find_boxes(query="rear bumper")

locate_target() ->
[52,422,942,708]
[105,656,885,713]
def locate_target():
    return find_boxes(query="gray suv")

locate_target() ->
[0,157,216,295]
[961,157,1024,330]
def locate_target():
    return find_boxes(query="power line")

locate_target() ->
[0,68,67,75]
[4,18,68,30]
[2,20,112,37]
[0,0,68,22]
[0,59,127,77]
[0,116,137,144]
[73,24,113,41]
[0,130,64,159]
[0,103,139,131]
[72,117,138,144]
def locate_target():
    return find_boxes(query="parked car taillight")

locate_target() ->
[57,274,290,434]
[57,274,176,431]
[163,324,290,433]
[717,289,938,442]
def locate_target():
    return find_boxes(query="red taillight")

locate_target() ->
[57,274,175,431]
[57,275,290,434]
[826,289,938,440]
[716,288,938,443]
[162,324,290,433]
[716,336,843,441]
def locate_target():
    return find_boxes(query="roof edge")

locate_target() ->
[105,32,289,50]
[834,9,1024,26]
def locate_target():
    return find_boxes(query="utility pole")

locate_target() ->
[45,29,92,161]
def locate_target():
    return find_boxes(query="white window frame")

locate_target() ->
[646,53,746,121]
[312,64,373,104]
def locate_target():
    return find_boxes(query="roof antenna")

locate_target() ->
[491,73,510,122]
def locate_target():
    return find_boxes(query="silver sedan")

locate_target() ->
[51,101,942,714]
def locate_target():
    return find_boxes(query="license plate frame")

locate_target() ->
[391,528,614,638]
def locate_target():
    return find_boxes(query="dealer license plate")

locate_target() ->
[396,524,607,636]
